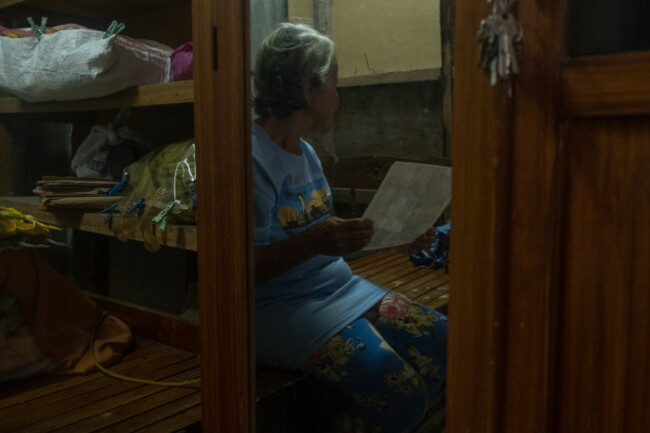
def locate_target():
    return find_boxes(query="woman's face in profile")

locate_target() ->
[307,64,340,135]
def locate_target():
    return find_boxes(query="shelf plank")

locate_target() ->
[0,81,194,114]
[90,293,200,352]
[0,196,197,251]
[0,0,22,9]
[0,0,187,17]
[561,51,650,117]
[338,68,441,87]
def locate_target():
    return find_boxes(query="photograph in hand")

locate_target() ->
[362,161,451,251]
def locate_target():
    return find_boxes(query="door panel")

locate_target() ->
[556,118,650,432]
[450,0,650,432]
[568,0,650,56]
[449,0,562,431]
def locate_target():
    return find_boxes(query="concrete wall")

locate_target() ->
[308,80,444,160]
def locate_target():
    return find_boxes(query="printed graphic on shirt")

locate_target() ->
[278,179,331,234]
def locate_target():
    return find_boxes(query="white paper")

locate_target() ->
[362,161,451,251]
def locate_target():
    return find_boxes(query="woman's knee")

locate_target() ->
[301,319,431,432]
[349,358,429,433]
[383,367,429,432]
[332,365,428,433]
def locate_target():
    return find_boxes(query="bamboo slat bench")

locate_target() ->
[347,250,449,313]
[0,338,202,433]
[0,251,449,432]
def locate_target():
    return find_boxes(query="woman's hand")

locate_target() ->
[255,216,374,282]
[306,216,375,256]
[394,226,437,255]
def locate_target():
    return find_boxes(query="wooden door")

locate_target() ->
[448,1,649,432]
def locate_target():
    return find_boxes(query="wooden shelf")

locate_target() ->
[0,81,194,114]
[0,196,197,251]
[0,0,187,17]
[0,0,22,9]
[338,68,441,88]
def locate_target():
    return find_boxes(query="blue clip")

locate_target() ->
[107,180,127,196]
[97,203,118,214]
[104,212,114,228]
[97,203,118,227]
[126,198,146,216]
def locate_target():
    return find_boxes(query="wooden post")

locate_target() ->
[193,0,254,431]
[313,0,332,36]
[440,0,454,158]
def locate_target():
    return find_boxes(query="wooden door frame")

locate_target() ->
[193,0,254,432]
[195,0,568,430]
[448,1,565,431]
[189,0,650,431]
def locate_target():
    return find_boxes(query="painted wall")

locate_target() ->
[308,81,444,160]
[288,0,442,85]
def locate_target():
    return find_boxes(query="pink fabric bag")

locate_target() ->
[171,41,193,81]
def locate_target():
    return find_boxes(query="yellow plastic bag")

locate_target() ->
[110,139,196,252]
[0,206,61,243]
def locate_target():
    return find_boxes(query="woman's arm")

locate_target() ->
[255,216,374,282]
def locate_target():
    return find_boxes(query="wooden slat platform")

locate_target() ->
[0,251,448,432]
[347,251,450,311]
[0,338,201,433]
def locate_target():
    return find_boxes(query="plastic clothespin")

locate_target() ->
[27,16,48,41]
[97,203,119,215]
[97,203,119,227]
[105,212,114,228]
[151,202,175,231]
[103,20,126,39]
[126,198,146,217]
[107,180,128,196]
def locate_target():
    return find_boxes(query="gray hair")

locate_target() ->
[253,23,336,119]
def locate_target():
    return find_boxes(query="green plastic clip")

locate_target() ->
[103,20,126,39]
[27,16,47,41]
[152,202,175,231]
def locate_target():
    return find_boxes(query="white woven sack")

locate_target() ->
[0,26,173,102]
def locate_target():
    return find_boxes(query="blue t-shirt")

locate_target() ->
[253,123,387,369]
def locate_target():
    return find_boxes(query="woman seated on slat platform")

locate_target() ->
[252,23,447,433]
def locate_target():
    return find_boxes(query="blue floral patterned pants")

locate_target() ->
[300,292,447,433]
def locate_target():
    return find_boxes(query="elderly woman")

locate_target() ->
[253,23,447,433]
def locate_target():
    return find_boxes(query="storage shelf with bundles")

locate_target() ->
[108,139,196,252]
